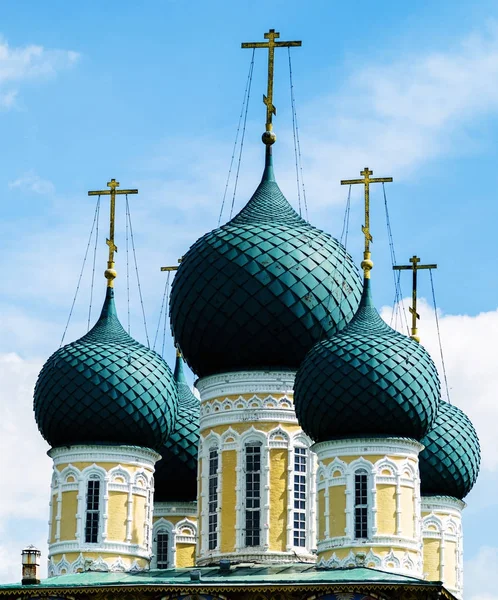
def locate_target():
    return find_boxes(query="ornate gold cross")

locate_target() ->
[88,179,138,287]
[242,29,301,143]
[160,258,183,272]
[341,168,393,278]
[393,255,437,342]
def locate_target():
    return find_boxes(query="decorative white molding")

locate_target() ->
[153,501,197,518]
[48,552,148,577]
[313,437,423,459]
[200,397,298,430]
[196,549,315,566]
[196,370,296,402]
[317,548,419,577]
[48,445,161,468]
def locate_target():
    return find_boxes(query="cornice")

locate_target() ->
[196,370,296,402]
[313,437,423,460]
[48,445,161,468]
[421,495,466,513]
[153,502,197,518]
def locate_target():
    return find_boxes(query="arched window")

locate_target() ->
[354,468,368,539]
[293,446,307,547]
[208,447,219,550]
[156,530,169,569]
[245,441,262,547]
[85,475,101,543]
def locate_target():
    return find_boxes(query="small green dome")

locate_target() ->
[34,288,178,450]
[154,353,200,502]
[294,278,440,442]
[420,401,480,499]
[170,151,362,377]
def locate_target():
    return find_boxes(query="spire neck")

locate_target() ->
[174,353,188,385]
[261,146,276,182]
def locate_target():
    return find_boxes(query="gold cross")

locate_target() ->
[88,179,138,287]
[160,257,183,272]
[242,29,301,143]
[393,255,437,342]
[341,168,393,278]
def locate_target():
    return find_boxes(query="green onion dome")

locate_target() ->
[170,151,362,377]
[154,353,200,502]
[294,278,440,442]
[419,401,480,499]
[34,288,178,451]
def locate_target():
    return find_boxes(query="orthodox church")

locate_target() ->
[0,29,480,600]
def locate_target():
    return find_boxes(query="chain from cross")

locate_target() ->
[242,29,301,138]
[88,178,138,287]
[341,167,393,277]
[393,255,437,342]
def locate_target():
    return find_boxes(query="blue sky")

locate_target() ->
[1,1,498,597]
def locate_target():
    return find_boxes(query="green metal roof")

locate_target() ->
[154,354,200,502]
[34,287,178,450]
[170,149,362,377]
[0,565,450,596]
[295,278,441,442]
[420,401,480,499]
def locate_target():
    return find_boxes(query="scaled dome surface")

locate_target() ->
[294,278,440,442]
[34,288,178,450]
[419,401,480,499]
[170,152,363,377]
[154,353,200,502]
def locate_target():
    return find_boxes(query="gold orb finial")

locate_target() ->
[361,252,374,278]
[262,130,277,145]
[105,267,117,287]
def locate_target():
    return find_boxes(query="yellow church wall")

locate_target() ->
[176,542,196,567]
[376,484,396,536]
[50,495,57,543]
[329,485,346,537]
[445,540,457,590]
[423,538,441,581]
[399,486,414,537]
[131,495,146,546]
[107,491,128,541]
[269,448,287,552]
[59,491,78,541]
[220,449,237,553]
[318,489,325,539]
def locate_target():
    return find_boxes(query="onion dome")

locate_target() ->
[294,278,440,442]
[154,351,200,502]
[419,401,480,499]
[34,288,178,451]
[170,150,362,377]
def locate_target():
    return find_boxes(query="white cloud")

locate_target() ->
[0,36,79,110]
[381,298,498,470]
[465,546,498,599]
[0,353,50,582]
[8,171,55,195]
[279,22,498,210]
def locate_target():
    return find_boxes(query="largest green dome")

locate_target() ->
[294,278,440,442]
[154,353,200,502]
[419,401,480,499]
[34,288,178,450]
[170,151,362,377]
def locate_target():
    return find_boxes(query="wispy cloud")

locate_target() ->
[0,36,79,109]
[8,171,55,195]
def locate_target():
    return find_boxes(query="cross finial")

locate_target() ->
[341,167,393,278]
[393,255,437,342]
[88,179,138,288]
[242,29,302,147]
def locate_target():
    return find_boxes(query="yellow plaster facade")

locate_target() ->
[421,496,464,599]
[196,370,316,565]
[47,445,159,577]
[314,437,423,578]
[152,501,197,569]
